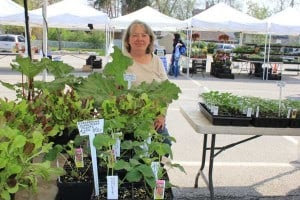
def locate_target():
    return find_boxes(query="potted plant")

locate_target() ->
[200,91,252,126]
[0,124,64,200]
[49,139,94,200]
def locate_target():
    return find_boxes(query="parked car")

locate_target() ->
[215,43,235,53]
[0,34,25,53]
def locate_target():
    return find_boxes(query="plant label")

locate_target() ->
[255,106,260,118]
[151,162,160,180]
[154,180,165,200]
[112,138,120,158]
[77,119,104,196]
[246,108,252,117]
[287,107,292,119]
[124,73,136,89]
[77,119,104,136]
[212,106,218,116]
[107,176,118,200]
[291,109,297,119]
[75,148,84,168]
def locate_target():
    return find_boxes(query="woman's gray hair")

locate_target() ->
[123,20,155,54]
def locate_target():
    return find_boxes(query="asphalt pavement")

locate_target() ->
[1,53,300,200]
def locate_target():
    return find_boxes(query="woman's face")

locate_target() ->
[129,24,150,53]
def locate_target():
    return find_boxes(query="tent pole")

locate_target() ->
[42,0,48,81]
[23,0,31,60]
[263,33,268,80]
[266,33,271,80]
[187,28,192,78]
[239,32,243,45]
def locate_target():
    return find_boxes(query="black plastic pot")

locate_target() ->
[199,103,251,126]
[251,117,289,127]
[289,118,300,128]
[56,180,94,200]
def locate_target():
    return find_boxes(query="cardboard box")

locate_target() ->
[82,65,92,72]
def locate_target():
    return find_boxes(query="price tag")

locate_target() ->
[75,148,84,168]
[107,176,118,199]
[154,180,165,200]
[276,81,286,88]
[151,162,160,180]
[77,119,104,196]
[77,119,104,136]
[246,108,252,117]
[112,138,120,158]
[124,73,136,89]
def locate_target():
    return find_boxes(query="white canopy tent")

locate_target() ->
[0,0,24,17]
[186,3,267,33]
[0,0,109,29]
[111,6,187,31]
[264,7,300,35]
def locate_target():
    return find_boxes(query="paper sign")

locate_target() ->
[124,73,136,89]
[154,180,165,200]
[75,148,84,168]
[151,162,160,180]
[107,176,118,199]
[112,138,120,158]
[77,119,104,136]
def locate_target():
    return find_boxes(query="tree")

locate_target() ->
[246,0,271,19]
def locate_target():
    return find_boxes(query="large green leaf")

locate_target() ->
[125,168,141,182]
[103,46,133,87]
[41,58,74,78]
[11,56,45,79]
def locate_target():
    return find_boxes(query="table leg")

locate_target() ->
[194,134,208,188]
[209,134,216,200]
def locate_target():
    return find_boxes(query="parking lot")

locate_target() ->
[1,53,300,199]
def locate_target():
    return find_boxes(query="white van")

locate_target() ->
[0,34,25,53]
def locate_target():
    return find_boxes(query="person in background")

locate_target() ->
[169,33,186,77]
[122,20,171,145]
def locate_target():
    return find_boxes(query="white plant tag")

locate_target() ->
[246,108,252,117]
[212,106,219,116]
[154,180,165,200]
[112,138,121,158]
[107,176,118,200]
[287,107,292,119]
[124,73,136,89]
[77,119,104,136]
[151,162,160,180]
[255,106,260,118]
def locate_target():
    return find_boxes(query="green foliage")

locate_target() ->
[0,126,64,200]
[103,47,133,87]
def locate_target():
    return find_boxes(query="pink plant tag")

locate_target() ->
[154,180,165,199]
[74,148,84,168]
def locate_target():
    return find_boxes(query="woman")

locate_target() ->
[122,20,171,145]
[169,33,186,77]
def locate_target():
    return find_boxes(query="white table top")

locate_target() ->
[180,104,300,136]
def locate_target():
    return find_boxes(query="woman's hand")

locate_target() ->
[154,115,165,131]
